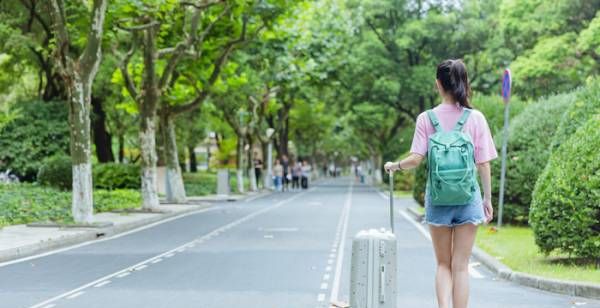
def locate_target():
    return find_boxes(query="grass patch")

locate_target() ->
[394,190,413,198]
[476,226,600,284]
[0,183,140,226]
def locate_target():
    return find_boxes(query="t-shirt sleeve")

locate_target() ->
[409,113,428,156]
[473,113,498,164]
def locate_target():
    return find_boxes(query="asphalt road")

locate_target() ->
[0,177,598,308]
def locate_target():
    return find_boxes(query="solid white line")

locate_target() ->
[399,210,432,241]
[27,190,311,308]
[329,181,353,303]
[0,207,220,268]
[66,291,84,299]
[116,272,130,278]
[134,264,147,271]
[164,253,175,258]
[151,258,162,264]
[93,280,111,288]
[39,305,55,308]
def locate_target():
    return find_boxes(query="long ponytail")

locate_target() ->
[436,59,473,109]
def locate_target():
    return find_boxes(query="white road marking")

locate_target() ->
[260,227,299,232]
[151,258,162,264]
[93,280,111,288]
[469,263,484,279]
[264,235,274,239]
[329,253,335,258]
[164,253,175,258]
[66,291,84,299]
[329,182,353,303]
[116,272,130,278]
[27,189,312,308]
[327,259,333,265]
[320,282,328,290]
[323,274,330,281]
[0,206,220,268]
[39,305,55,308]
[317,293,326,302]
[134,265,147,271]
[325,266,332,272]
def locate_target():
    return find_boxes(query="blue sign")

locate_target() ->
[502,69,512,103]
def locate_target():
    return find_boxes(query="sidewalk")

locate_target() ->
[0,191,270,264]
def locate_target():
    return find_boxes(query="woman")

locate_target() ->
[273,159,284,192]
[385,59,497,308]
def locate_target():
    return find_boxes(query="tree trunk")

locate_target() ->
[236,136,245,193]
[91,96,114,163]
[118,134,125,163]
[248,137,257,192]
[188,145,197,172]
[139,25,160,210]
[68,75,94,223]
[159,113,187,203]
[373,152,383,183]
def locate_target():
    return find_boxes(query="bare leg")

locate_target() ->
[430,225,453,308]
[452,223,478,308]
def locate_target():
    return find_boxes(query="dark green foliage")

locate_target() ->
[551,79,600,152]
[37,155,72,190]
[413,159,427,207]
[0,100,70,181]
[93,163,140,190]
[492,92,575,223]
[471,94,527,136]
[529,117,600,258]
[183,172,217,196]
[0,184,140,225]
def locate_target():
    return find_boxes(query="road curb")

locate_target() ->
[0,190,275,264]
[404,206,600,300]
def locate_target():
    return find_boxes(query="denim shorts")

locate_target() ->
[424,183,485,227]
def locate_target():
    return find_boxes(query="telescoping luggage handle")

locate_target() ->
[389,170,395,234]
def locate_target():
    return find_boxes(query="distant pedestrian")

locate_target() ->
[292,161,302,190]
[273,159,283,192]
[254,155,263,189]
[301,162,311,189]
[281,154,290,191]
[385,59,497,308]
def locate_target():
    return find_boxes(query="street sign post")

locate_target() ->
[497,69,511,228]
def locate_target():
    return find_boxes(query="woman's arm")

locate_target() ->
[384,153,424,172]
[477,161,494,222]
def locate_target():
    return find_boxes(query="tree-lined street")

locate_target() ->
[1,178,597,308]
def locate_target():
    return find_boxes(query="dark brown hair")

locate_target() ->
[436,59,473,108]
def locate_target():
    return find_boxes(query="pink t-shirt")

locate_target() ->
[410,103,498,164]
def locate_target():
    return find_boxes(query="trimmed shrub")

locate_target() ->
[37,155,72,190]
[93,163,140,190]
[551,78,600,152]
[491,92,575,223]
[529,116,599,258]
[183,172,217,196]
[0,100,69,181]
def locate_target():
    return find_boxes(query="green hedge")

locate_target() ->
[37,155,72,190]
[551,79,600,152]
[0,183,140,225]
[491,92,575,223]
[529,117,600,259]
[183,172,217,196]
[0,100,70,181]
[93,163,140,190]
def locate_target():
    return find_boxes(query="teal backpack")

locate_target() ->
[426,108,477,206]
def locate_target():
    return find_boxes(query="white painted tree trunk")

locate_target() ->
[249,167,257,192]
[162,115,186,203]
[373,154,383,184]
[140,117,160,210]
[236,169,245,193]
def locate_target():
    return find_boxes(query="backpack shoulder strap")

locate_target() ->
[453,108,472,131]
[426,110,442,133]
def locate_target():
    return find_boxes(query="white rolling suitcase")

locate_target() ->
[350,172,397,308]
